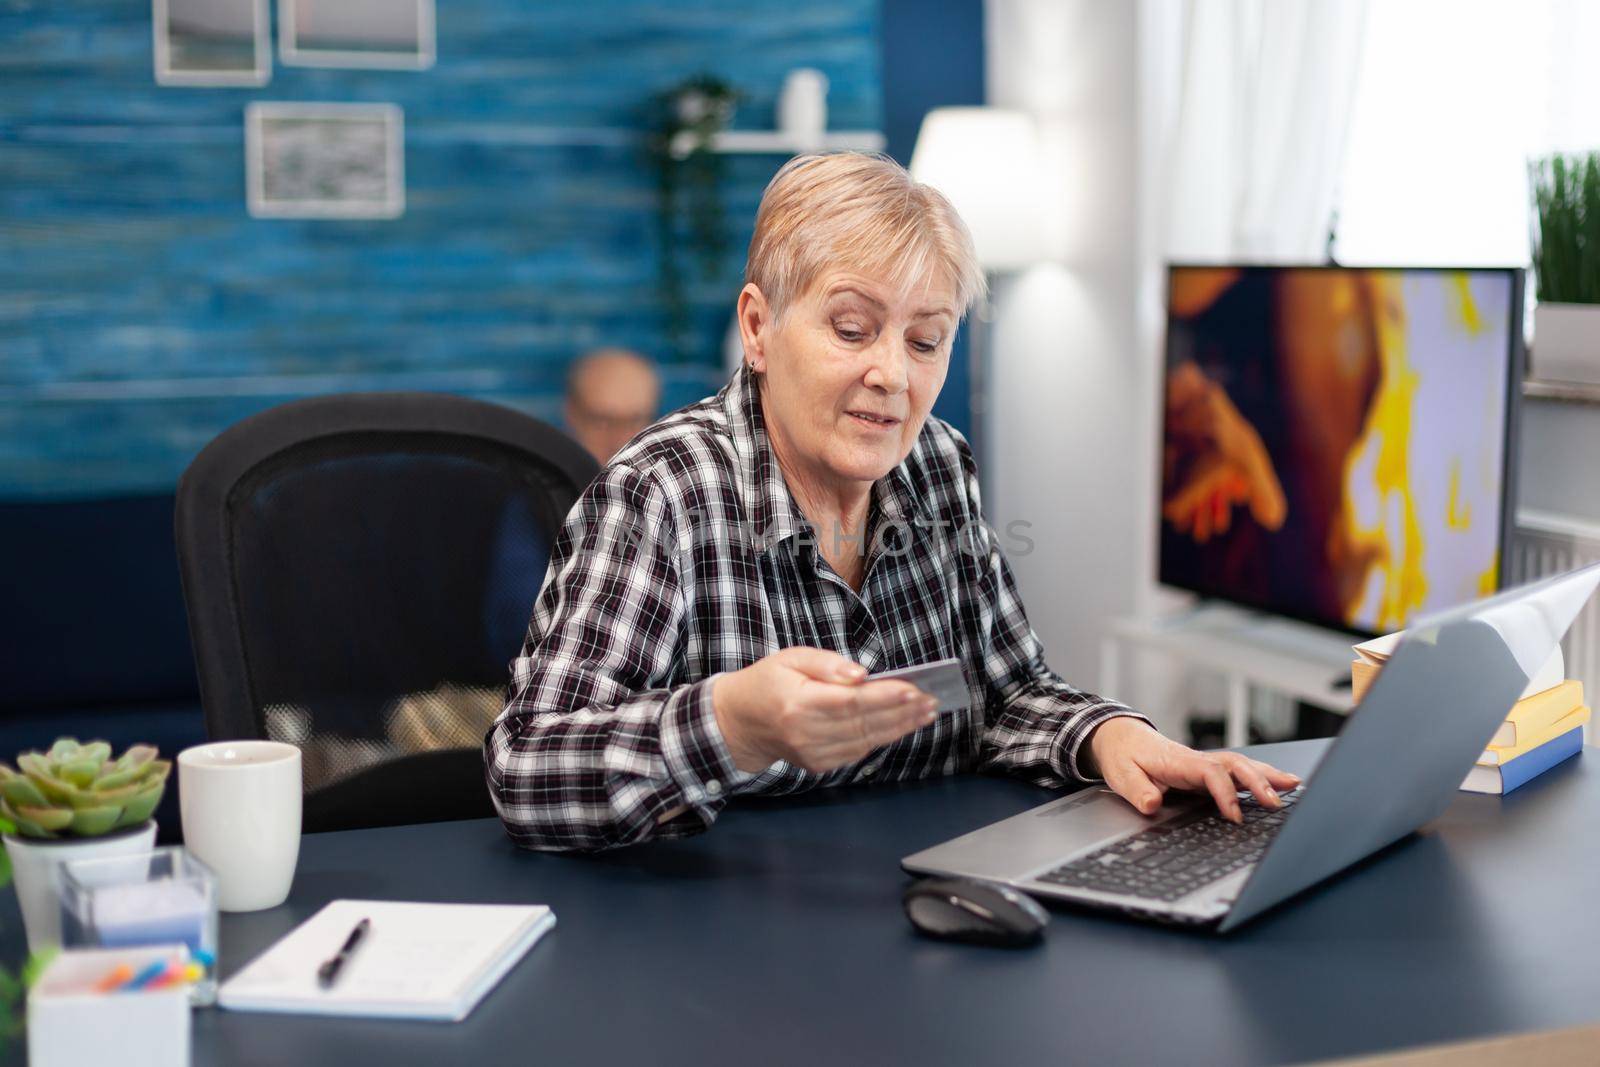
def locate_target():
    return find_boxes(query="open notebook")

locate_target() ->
[218,900,555,1022]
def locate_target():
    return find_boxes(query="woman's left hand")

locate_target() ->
[1086,717,1301,823]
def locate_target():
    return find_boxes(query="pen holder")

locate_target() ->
[29,945,192,1067]
[57,846,219,1005]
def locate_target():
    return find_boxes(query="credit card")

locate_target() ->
[868,657,970,713]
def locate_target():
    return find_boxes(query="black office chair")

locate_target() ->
[175,392,598,833]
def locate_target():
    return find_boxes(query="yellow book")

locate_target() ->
[1479,705,1590,766]
[1487,679,1584,749]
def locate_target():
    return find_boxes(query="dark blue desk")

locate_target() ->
[9,739,1600,1065]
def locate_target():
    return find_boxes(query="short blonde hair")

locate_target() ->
[744,152,986,322]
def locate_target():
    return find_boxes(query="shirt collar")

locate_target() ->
[722,364,810,554]
[720,364,932,557]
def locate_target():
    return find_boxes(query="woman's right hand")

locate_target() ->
[711,647,938,775]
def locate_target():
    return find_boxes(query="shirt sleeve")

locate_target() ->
[483,462,746,852]
[955,439,1154,788]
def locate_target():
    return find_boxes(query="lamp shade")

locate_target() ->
[909,107,1051,271]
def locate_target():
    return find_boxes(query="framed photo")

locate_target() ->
[279,0,435,70]
[245,103,405,220]
[153,0,270,87]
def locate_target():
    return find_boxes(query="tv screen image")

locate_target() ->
[1159,265,1522,636]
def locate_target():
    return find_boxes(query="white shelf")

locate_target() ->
[668,129,886,160]
[1101,604,1358,748]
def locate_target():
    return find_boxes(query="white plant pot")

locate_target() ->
[4,822,158,954]
[1533,302,1600,385]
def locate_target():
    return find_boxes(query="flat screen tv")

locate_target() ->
[1158,265,1524,637]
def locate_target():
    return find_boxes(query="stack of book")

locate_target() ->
[1351,634,1588,795]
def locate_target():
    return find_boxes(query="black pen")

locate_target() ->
[317,917,370,989]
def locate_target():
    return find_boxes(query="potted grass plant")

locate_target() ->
[1529,151,1600,384]
[0,740,169,953]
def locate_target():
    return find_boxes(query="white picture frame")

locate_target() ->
[278,0,436,71]
[153,0,271,87]
[245,103,405,220]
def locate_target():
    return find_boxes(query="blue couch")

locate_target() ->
[1,495,208,839]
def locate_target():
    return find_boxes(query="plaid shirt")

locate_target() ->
[485,365,1148,851]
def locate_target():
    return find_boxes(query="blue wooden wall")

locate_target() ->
[881,0,982,437]
[0,0,882,499]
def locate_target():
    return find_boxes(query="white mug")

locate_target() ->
[178,741,302,912]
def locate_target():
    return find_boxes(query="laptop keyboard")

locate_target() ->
[1035,793,1298,903]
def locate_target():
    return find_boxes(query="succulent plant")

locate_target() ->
[0,740,170,839]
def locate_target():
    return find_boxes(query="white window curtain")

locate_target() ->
[1151,0,1370,263]
[1133,0,1370,734]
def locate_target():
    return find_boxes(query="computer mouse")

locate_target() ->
[902,877,1049,947]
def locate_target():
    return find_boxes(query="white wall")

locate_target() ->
[984,1,1171,724]
[1522,400,1600,524]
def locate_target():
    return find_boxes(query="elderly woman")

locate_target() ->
[485,153,1299,852]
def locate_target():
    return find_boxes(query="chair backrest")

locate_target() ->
[174,392,597,833]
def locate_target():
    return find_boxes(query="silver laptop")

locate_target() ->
[903,563,1600,932]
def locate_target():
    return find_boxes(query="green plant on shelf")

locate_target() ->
[648,74,741,362]
[1530,150,1600,305]
[0,739,171,839]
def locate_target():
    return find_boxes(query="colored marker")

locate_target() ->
[145,961,186,989]
[92,963,135,993]
[121,959,173,992]
[148,962,205,990]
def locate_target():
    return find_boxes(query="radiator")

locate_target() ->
[1510,510,1600,735]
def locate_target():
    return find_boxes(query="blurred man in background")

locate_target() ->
[563,347,661,463]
